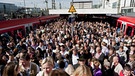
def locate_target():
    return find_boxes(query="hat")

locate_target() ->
[77,55,86,61]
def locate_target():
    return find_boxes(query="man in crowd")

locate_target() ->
[111,56,123,76]
[19,53,40,76]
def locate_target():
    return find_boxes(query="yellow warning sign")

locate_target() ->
[68,5,76,13]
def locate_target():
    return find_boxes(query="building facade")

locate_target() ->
[0,2,18,14]
[72,1,93,9]
[100,0,135,15]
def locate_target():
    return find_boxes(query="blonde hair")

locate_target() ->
[65,64,74,75]
[93,60,100,67]
[72,65,92,76]
[41,56,54,67]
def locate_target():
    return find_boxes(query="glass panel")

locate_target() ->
[117,22,121,32]
[134,28,135,35]
[126,26,132,36]
[122,23,126,32]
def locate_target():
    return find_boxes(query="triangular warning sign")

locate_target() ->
[68,5,76,13]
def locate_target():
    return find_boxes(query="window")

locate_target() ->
[112,2,117,8]
[130,0,135,7]
[26,27,30,36]
[126,26,132,36]
[121,8,133,14]
[134,28,135,35]
[33,24,38,30]
[118,22,121,28]
[116,22,121,33]
[30,26,33,31]
[122,24,126,32]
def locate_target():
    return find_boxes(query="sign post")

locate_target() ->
[68,1,76,23]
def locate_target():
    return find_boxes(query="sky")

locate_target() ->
[0,0,100,9]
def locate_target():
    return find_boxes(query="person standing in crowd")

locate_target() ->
[60,45,69,57]
[111,56,123,76]
[93,60,102,76]
[31,40,38,50]
[102,35,110,46]
[120,41,128,52]
[45,49,56,61]
[101,42,109,56]
[57,60,69,76]
[37,56,54,76]
[71,65,92,76]
[108,47,116,65]
[111,39,119,50]
[19,53,40,76]
[49,69,69,76]
[65,64,74,75]
[7,54,16,63]
[94,46,105,64]
[129,45,135,55]
[49,70,61,76]
[120,64,134,76]
[73,55,86,70]
[71,48,79,65]
[126,54,135,72]
[2,62,20,76]
[89,44,95,56]
[116,46,127,66]
[16,41,27,52]
[36,40,46,51]
[103,59,113,76]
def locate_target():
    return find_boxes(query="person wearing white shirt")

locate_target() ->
[120,42,128,52]
[60,45,69,57]
[72,49,79,65]
[116,46,127,66]
[111,56,123,76]
[36,40,46,51]
[101,42,109,56]
[102,36,110,46]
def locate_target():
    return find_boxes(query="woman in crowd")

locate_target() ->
[2,62,20,76]
[71,65,92,76]
[93,60,102,76]
[36,56,54,76]
[49,70,61,76]
[65,64,74,75]
[49,69,69,76]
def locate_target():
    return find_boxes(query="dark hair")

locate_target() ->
[58,60,65,69]
[49,70,60,76]
[20,53,30,61]
[124,64,131,71]
[2,62,19,76]
[49,69,69,76]
[119,46,123,49]
[39,40,43,43]
[9,54,14,57]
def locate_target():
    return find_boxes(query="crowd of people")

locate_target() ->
[0,18,135,76]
